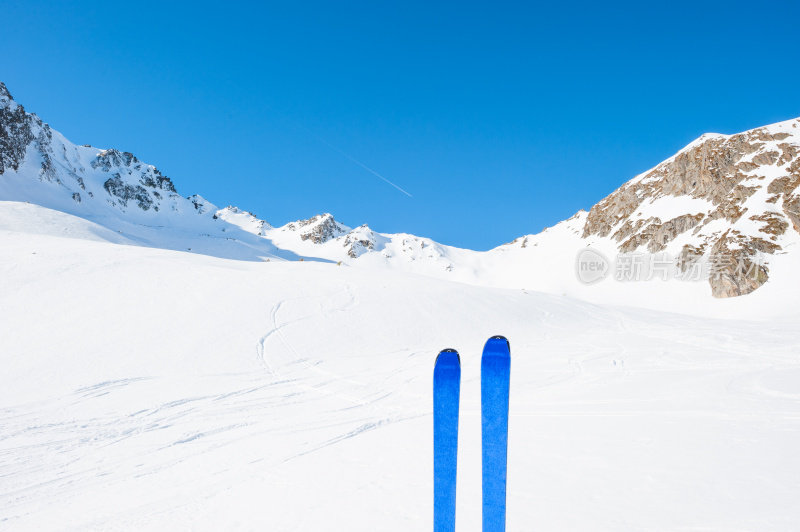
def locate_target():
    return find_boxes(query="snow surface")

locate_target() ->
[3,86,800,529]
[2,206,800,531]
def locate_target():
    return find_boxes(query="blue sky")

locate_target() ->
[2,0,799,250]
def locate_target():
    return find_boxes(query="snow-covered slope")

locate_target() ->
[214,205,272,236]
[2,225,800,530]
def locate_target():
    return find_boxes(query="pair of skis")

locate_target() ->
[433,336,511,532]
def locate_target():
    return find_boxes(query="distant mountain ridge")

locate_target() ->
[2,80,799,299]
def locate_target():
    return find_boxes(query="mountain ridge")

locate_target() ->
[2,80,799,299]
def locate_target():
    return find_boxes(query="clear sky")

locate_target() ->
[2,0,799,250]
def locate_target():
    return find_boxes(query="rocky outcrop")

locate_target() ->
[342,225,377,258]
[0,82,188,215]
[614,213,705,253]
[91,149,174,191]
[1,80,187,215]
[0,82,57,182]
[90,149,177,211]
[286,214,347,244]
[582,119,800,297]
[707,231,777,297]
[103,175,155,210]
[784,195,800,234]
[0,83,35,175]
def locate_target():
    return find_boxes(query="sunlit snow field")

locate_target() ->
[2,212,800,530]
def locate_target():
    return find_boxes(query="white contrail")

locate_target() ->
[315,136,413,198]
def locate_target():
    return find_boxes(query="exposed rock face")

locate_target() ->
[582,119,800,297]
[707,231,776,297]
[90,150,176,211]
[613,213,705,253]
[0,83,35,174]
[784,195,800,234]
[103,175,155,210]
[91,149,176,191]
[0,82,56,181]
[287,214,347,244]
[342,225,377,258]
[1,81,184,214]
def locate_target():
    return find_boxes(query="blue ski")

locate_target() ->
[481,336,511,532]
[433,348,461,532]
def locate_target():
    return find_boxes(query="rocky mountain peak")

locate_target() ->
[0,82,12,104]
[1,85,42,176]
[582,118,800,297]
[284,213,348,244]
[341,224,378,258]
[0,81,188,214]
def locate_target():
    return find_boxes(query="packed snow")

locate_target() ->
[1,204,800,530]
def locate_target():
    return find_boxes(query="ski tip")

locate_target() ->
[435,348,461,367]
[483,335,510,357]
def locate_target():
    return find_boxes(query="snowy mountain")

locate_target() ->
[580,120,800,297]
[479,119,800,300]
[3,82,800,530]
[0,82,302,262]
[2,80,800,302]
[214,205,272,236]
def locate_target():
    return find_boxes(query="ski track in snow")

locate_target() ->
[1,231,800,530]
[0,273,425,529]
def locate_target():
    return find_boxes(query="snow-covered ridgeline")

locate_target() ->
[2,80,800,300]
